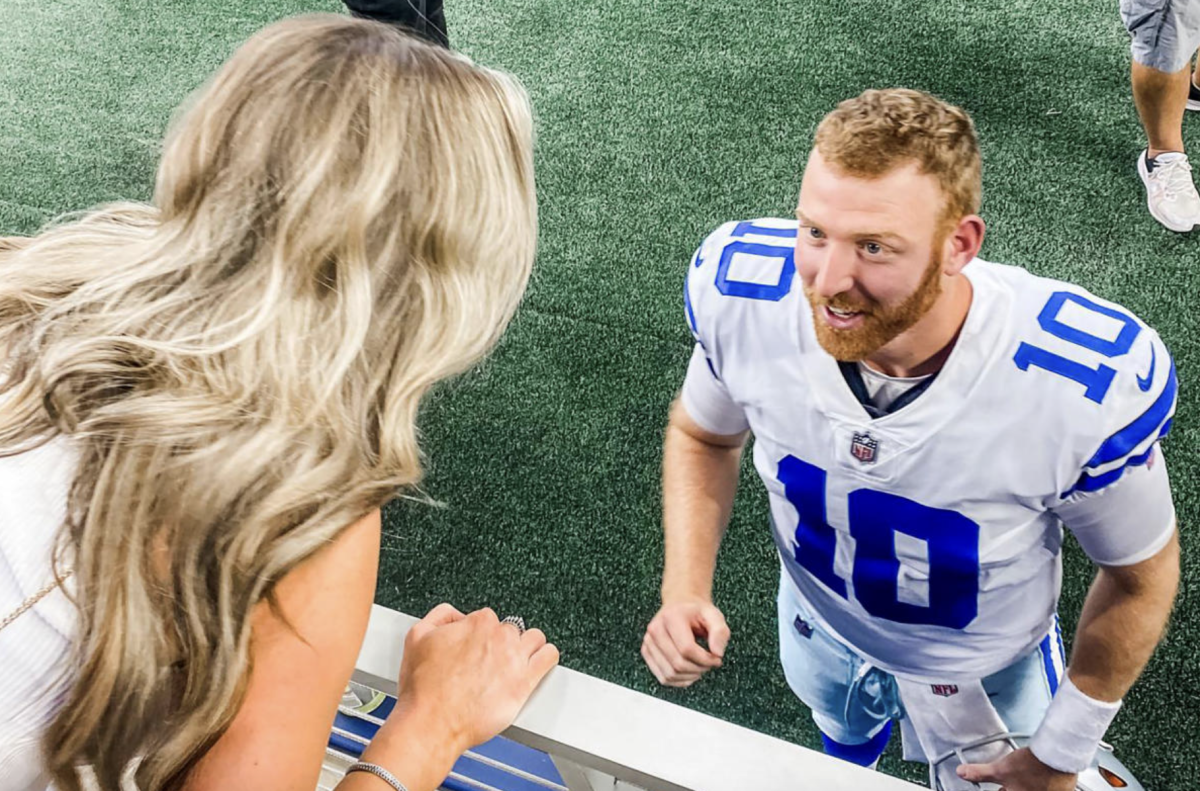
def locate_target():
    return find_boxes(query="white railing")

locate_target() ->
[320,604,922,791]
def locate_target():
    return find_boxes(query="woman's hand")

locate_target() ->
[393,603,559,753]
[352,603,559,791]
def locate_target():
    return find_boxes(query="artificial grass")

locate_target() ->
[1,0,1196,787]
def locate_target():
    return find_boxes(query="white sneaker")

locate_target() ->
[1137,150,1200,232]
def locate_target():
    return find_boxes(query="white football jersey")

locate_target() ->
[681,219,1177,681]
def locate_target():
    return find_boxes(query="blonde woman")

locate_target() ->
[0,14,556,791]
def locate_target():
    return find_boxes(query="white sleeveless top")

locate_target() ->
[0,436,78,791]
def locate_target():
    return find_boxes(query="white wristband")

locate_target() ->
[1029,674,1122,774]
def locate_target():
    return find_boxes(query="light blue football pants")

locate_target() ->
[777,567,1066,757]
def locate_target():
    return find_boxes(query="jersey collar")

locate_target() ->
[795,259,1008,446]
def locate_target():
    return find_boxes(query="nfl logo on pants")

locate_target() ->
[850,431,878,464]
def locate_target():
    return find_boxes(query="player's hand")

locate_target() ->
[958,747,1077,791]
[389,603,560,755]
[642,597,730,687]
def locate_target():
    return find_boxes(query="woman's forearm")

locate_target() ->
[335,708,462,791]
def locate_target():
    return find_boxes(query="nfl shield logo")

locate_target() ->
[850,431,878,464]
[931,684,959,697]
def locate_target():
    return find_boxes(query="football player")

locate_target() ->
[641,89,1181,791]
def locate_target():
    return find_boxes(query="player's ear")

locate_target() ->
[942,214,985,275]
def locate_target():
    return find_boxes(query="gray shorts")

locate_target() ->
[1121,0,1200,73]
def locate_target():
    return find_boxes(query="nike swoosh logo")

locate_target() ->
[1137,346,1156,392]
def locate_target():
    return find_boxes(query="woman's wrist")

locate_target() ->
[357,704,464,791]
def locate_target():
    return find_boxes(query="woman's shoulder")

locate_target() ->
[0,434,80,634]
[0,434,79,541]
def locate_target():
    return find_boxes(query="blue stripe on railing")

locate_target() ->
[1086,357,1177,468]
[334,710,382,742]
[330,695,565,791]
[470,736,564,785]
[445,752,563,791]
[368,694,397,719]
[329,729,367,758]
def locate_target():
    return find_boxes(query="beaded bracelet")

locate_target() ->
[345,761,410,791]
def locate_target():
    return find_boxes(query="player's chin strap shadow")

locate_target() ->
[928,733,1146,791]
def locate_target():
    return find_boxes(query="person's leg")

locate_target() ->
[1190,50,1200,110]
[1121,0,1200,231]
[1132,60,1191,157]
[776,570,897,769]
[344,0,449,48]
[982,615,1065,736]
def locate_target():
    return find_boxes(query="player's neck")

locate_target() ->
[862,275,974,379]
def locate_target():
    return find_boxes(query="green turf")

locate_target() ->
[2,0,1198,786]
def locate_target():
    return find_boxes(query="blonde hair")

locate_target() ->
[0,14,536,790]
[813,88,982,225]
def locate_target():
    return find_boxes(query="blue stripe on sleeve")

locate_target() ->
[683,276,724,381]
[1086,356,1177,469]
[1061,420,1170,497]
[704,354,721,381]
[684,276,699,336]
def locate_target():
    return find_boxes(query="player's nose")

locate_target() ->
[812,243,857,300]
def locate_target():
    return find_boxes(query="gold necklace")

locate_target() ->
[0,570,73,633]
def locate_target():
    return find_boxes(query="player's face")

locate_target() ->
[795,149,950,361]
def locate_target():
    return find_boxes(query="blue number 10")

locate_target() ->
[1013,292,1140,404]
[778,455,980,629]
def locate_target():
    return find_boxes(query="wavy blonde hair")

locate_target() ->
[0,14,536,790]
[813,88,982,226]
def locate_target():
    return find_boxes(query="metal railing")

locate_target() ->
[320,605,921,791]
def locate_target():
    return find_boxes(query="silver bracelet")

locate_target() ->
[345,761,410,791]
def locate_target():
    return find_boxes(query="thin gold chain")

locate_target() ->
[0,570,73,633]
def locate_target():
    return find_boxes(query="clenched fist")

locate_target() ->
[642,598,730,688]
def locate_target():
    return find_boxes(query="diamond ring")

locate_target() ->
[501,615,527,635]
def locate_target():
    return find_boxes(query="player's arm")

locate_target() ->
[1030,342,1181,777]
[1068,527,1179,704]
[661,395,748,605]
[961,480,1180,791]
[643,344,749,688]
[1033,455,1180,773]
[963,351,1179,791]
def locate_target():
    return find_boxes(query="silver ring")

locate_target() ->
[501,615,526,634]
